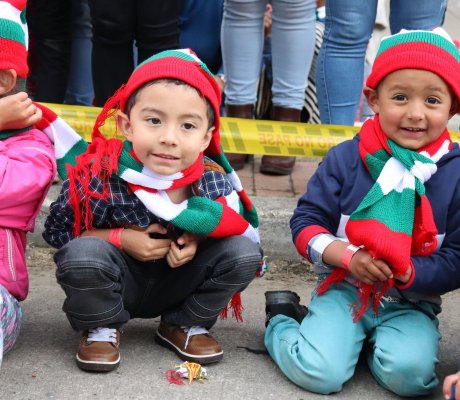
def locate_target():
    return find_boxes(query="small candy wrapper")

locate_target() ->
[166,362,208,385]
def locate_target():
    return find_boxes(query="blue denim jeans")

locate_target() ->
[221,0,316,109]
[54,236,261,331]
[316,0,447,125]
[264,280,441,396]
[180,0,224,75]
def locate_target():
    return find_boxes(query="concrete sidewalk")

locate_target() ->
[3,4,460,398]
[4,158,460,400]
[5,242,460,400]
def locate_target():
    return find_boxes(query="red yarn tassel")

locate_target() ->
[92,84,125,140]
[350,279,393,322]
[350,284,373,323]
[316,268,348,296]
[219,292,244,322]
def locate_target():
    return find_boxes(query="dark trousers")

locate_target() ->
[26,0,72,102]
[88,0,181,106]
[54,236,261,331]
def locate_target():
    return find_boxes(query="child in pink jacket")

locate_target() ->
[0,1,56,367]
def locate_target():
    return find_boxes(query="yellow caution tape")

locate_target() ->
[44,103,460,157]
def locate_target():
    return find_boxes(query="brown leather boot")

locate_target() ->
[260,106,300,175]
[225,104,254,170]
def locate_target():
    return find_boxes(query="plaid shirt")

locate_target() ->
[43,158,233,249]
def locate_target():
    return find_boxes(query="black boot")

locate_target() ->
[224,104,254,170]
[265,290,308,326]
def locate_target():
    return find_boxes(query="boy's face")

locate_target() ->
[365,69,456,150]
[118,82,214,175]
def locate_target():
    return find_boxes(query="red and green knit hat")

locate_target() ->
[366,27,460,113]
[0,0,28,78]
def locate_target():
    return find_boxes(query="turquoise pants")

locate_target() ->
[264,281,440,396]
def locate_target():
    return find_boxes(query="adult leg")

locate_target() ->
[265,282,366,394]
[221,0,266,108]
[389,0,447,33]
[270,0,315,110]
[316,0,377,125]
[367,301,440,397]
[136,0,181,63]
[179,0,224,75]
[88,0,134,106]
[64,0,94,106]
[26,0,72,103]
[260,0,316,174]
[221,0,266,170]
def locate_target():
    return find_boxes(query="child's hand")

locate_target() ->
[264,3,272,37]
[122,224,172,262]
[0,92,42,130]
[443,371,460,399]
[166,232,201,268]
[349,249,393,286]
[394,265,412,283]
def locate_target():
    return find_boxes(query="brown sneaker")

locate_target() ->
[76,328,121,372]
[155,321,223,364]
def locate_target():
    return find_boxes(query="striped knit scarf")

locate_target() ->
[317,115,451,321]
[0,125,31,139]
[72,139,261,245]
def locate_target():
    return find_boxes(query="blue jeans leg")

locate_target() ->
[316,0,377,125]
[270,0,316,109]
[388,0,447,33]
[221,0,267,106]
[221,0,316,109]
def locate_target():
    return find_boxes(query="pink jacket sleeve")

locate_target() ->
[0,129,56,231]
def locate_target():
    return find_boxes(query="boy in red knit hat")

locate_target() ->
[43,49,263,372]
[264,27,460,397]
[0,0,56,367]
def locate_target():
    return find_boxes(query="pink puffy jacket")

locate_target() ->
[0,129,56,301]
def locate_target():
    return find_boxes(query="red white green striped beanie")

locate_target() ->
[93,48,224,160]
[366,27,460,113]
[0,0,28,78]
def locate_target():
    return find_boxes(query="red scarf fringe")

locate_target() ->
[219,292,244,322]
